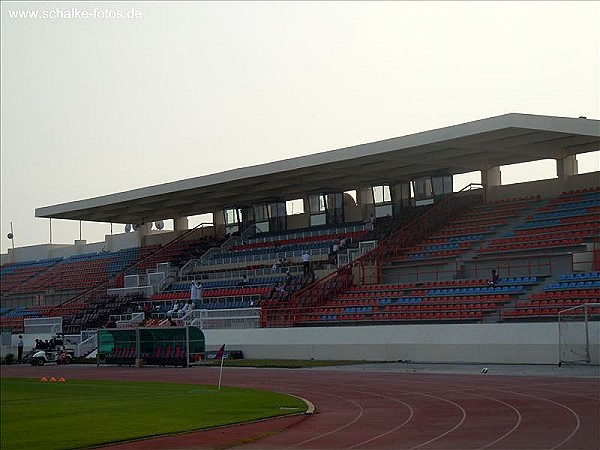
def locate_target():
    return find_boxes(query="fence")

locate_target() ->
[24,317,62,335]
[190,308,261,329]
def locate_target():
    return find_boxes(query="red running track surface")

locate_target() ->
[2,365,598,449]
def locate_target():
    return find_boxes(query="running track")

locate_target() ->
[2,365,599,449]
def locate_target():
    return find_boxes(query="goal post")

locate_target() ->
[558,303,600,366]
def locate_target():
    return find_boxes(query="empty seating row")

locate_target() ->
[423,234,487,245]
[304,309,484,323]
[544,281,600,290]
[486,194,541,205]
[170,275,285,291]
[517,298,595,309]
[153,286,270,301]
[516,213,600,230]
[407,242,471,253]
[504,305,600,320]
[558,272,600,282]
[531,289,599,300]
[428,286,523,295]
[248,223,368,245]
[431,225,498,239]
[480,238,586,254]
[328,294,511,308]
[539,198,600,212]
[511,220,599,237]
[491,228,598,246]
[233,230,368,251]
[406,249,462,260]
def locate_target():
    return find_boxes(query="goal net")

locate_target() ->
[558,303,600,365]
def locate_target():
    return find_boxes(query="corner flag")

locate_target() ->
[216,344,226,390]
[215,344,225,361]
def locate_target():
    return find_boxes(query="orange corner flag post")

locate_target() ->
[216,344,226,390]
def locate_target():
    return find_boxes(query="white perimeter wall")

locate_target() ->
[203,322,600,365]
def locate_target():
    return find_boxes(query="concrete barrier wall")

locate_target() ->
[203,322,600,365]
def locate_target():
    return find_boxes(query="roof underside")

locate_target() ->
[36,113,600,224]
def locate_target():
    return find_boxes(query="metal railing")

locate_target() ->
[75,332,98,357]
[189,308,261,329]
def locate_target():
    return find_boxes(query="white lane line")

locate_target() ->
[346,389,415,449]
[296,393,364,447]
[483,388,582,450]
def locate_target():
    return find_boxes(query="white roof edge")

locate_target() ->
[35,113,600,218]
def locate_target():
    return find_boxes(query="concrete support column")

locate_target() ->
[356,187,374,221]
[136,223,151,236]
[392,182,411,212]
[213,210,225,227]
[173,217,189,232]
[212,209,226,237]
[556,155,578,183]
[482,166,501,197]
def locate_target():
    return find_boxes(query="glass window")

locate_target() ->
[309,194,327,213]
[253,204,269,222]
[372,185,391,204]
[224,208,241,225]
[413,178,433,200]
[310,213,326,226]
[286,199,305,215]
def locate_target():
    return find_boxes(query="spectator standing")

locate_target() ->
[366,214,376,232]
[190,280,198,301]
[332,241,340,254]
[17,335,24,364]
[302,251,311,275]
[190,280,202,306]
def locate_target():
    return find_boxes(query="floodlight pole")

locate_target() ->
[49,218,52,244]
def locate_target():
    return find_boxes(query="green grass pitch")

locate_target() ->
[1,378,307,450]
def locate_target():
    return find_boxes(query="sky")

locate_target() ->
[1,1,599,255]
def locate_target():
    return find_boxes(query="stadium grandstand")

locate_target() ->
[1,113,599,366]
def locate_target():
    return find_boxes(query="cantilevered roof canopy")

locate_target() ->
[36,113,600,225]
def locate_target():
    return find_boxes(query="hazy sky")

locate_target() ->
[1,1,599,254]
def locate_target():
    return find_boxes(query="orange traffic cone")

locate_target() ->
[40,376,48,382]
[49,377,57,382]
[58,377,66,382]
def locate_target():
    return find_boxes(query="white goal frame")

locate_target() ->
[558,303,599,365]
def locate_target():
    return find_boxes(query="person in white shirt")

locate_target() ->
[178,300,191,318]
[167,300,180,318]
[302,251,311,275]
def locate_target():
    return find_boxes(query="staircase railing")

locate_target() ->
[75,332,97,357]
